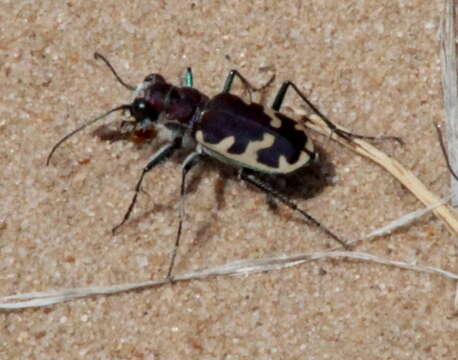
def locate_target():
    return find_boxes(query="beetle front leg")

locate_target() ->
[182,67,193,87]
[112,139,182,234]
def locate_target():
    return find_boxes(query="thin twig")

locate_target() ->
[440,0,458,205]
[1,250,457,310]
[300,112,458,237]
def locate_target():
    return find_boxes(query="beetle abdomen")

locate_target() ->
[195,93,315,174]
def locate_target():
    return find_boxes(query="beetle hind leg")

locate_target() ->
[240,169,352,250]
[272,81,403,145]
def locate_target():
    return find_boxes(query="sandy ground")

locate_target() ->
[1,1,457,359]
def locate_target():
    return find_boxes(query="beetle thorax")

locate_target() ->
[130,76,208,150]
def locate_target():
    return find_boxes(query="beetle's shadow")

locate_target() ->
[92,124,336,206]
[257,142,336,202]
[185,142,336,211]
[93,125,336,230]
[177,143,337,264]
[92,124,129,142]
[92,123,157,145]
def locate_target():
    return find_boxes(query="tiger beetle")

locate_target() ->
[47,52,401,280]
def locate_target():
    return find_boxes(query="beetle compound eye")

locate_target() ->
[131,100,147,117]
[131,99,159,123]
[137,100,146,111]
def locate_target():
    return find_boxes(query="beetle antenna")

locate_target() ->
[46,105,131,165]
[94,52,136,91]
[435,123,458,180]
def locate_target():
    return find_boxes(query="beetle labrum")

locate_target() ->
[47,53,398,279]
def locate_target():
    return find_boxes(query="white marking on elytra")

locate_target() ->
[305,137,314,154]
[278,152,309,172]
[264,108,282,129]
[196,131,311,173]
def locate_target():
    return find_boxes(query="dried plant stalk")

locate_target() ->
[300,112,458,237]
[440,0,458,205]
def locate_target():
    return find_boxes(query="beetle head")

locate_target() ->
[129,75,171,126]
[129,97,160,124]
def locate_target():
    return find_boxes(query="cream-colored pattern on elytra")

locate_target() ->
[265,108,314,156]
[305,135,314,154]
[294,121,306,132]
[278,152,309,172]
[195,130,311,173]
[292,121,315,154]
[264,108,282,128]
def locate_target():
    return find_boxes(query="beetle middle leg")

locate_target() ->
[167,151,203,280]
[272,81,403,144]
[223,70,275,103]
[112,138,182,234]
[239,169,351,250]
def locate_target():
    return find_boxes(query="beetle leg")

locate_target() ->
[119,120,136,132]
[240,169,352,250]
[223,70,256,93]
[182,67,193,87]
[272,81,403,144]
[223,70,275,103]
[265,193,278,210]
[112,138,182,234]
[167,151,203,280]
